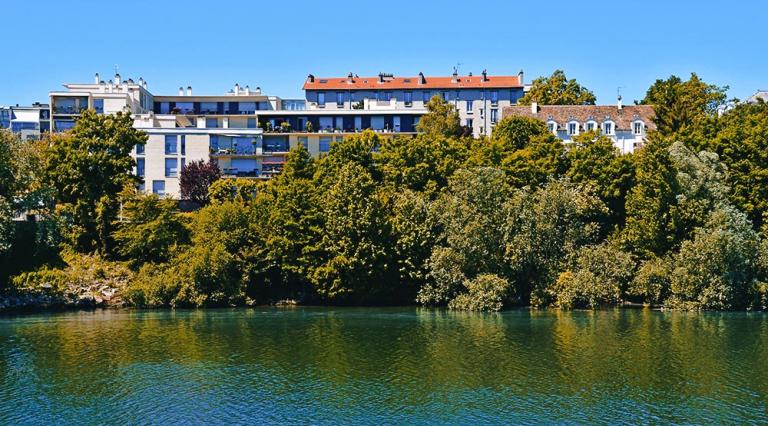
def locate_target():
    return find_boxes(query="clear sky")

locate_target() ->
[1,0,766,106]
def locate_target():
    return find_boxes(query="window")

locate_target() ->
[298,136,308,150]
[441,91,449,101]
[152,180,165,196]
[378,92,391,102]
[336,92,344,107]
[586,121,596,132]
[164,135,177,154]
[206,118,218,128]
[568,122,578,135]
[165,158,178,177]
[491,109,498,123]
[319,137,332,152]
[318,92,326,107]
[423,91,431,103]
[135,144,145,155]
[93,99,104,114]
[466,118,473,129]
[238,102,256,114]
[11,122,37,131]
[633,121,644,135]
[603,122,614,135]
[405,91,413,106]
[466,100,474,112]
[491,91,499,105]
[180,135,186,155]
[548,122,557,133]
[136,158,145,177]
[54,120,75,131]
[247,118,257,128]
[200,102,217,114]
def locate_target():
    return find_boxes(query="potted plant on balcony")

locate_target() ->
[280,121,291,132]
[305,121,314,132]
[264,121,273,132]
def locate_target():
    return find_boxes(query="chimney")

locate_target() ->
[378,73,385,83]
[452,70,458,83]
[234,83,240,94]
[179,87,184,96]
[187,86,192,96]
[418,72,426,85]
[142,80,148,89]
[531,102,538,114]
[307,74,315,83]
[347,72,354,83]
[468,71,473,77]
[482,69,488,82]
[518,69,524,85]
[138,77,144,87]
[617,95,623,110]
[245,85,250,95]
[115,73,121,85]
[94,73,100,84]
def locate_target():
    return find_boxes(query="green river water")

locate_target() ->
[0,308,766,424]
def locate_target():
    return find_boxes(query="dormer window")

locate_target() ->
[603,121,614,135]
[547,121,557,134]
[633,121,644,135]
[585,121,597,132]
[567,122,578,136]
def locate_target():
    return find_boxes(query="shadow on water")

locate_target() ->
[0,307,766,424]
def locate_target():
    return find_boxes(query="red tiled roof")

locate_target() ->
[502,105,656,131]
[303,75,523,90]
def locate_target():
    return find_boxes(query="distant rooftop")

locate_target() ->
[303,72,524,90]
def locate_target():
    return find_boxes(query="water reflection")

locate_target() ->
[0,308,766,424]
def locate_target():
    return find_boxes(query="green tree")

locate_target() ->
[377,133,469,194]
[42,110,147,253]
[112,187,189,265]
[447,274,512,312]
[668,205,762,310]
[518,70,596,105]
[491,115,550,151]
[310,163,395,303]
[639,73,727,137]
[500,134,568,188]
[416,96,462,137]
[694,101,768,228]
[565,131,636,228]
[208,178,260,204]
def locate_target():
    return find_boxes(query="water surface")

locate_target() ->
[0,308,766,424]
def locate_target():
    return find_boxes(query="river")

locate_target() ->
[0,308,766,424]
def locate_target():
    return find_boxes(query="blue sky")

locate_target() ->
[1,0,766,106]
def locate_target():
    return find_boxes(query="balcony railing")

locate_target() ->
[53,106,87,114]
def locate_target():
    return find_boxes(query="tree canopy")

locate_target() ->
[518,70,596,105]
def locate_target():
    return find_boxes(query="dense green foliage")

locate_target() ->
[4,72,768,312]
[518,70,596,106]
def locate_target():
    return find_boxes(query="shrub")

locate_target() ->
[629,257,671,305]
[448,274,511,312]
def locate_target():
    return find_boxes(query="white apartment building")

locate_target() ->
[502,100,656,154]
[0,103,50,140]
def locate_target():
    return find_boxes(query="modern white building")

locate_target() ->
[46,70,528,198]
[502,100,656,154]
[0,103,50,140]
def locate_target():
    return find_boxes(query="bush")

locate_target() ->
[448,274,511,312]
[668,206,762,310]
[549,243,634,309]
[629,257,671,305]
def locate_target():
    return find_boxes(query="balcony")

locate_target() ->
[53,106,87,115]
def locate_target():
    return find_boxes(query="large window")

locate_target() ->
[422,91,431,103]
[491,109,498,123]
[336,92,344,107]
[11,122,38,131]
[567,122,578,135]
[238,102,256,114]
[633,121,644,135]
[247,118,257,128]
[136,144,145,155]
[174,102,193,114]
[181,135,186,155]
[466,118,473,129]
[200,102,217,114]
[405,91,413,106]
[164,135,177,154]
[490,91,499,105]
[319,137,332,152]
[54,120,75,131]
[298,136,308,150]
[603,122,614,135]
[152,180,165,196]
[136,158,145,177]
[466,100,474,112]
[318,92,326,107]
[93,99,104,114]
[165,158,178,177]
[206,118,219,128]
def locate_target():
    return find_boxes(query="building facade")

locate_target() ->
[502,100,656,154]
[302,71,526,138]
[0,103,50,140]
[45,70,527,198]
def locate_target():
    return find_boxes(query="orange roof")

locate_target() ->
[303,75,523,90]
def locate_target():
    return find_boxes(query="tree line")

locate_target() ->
[1,71,767,311]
